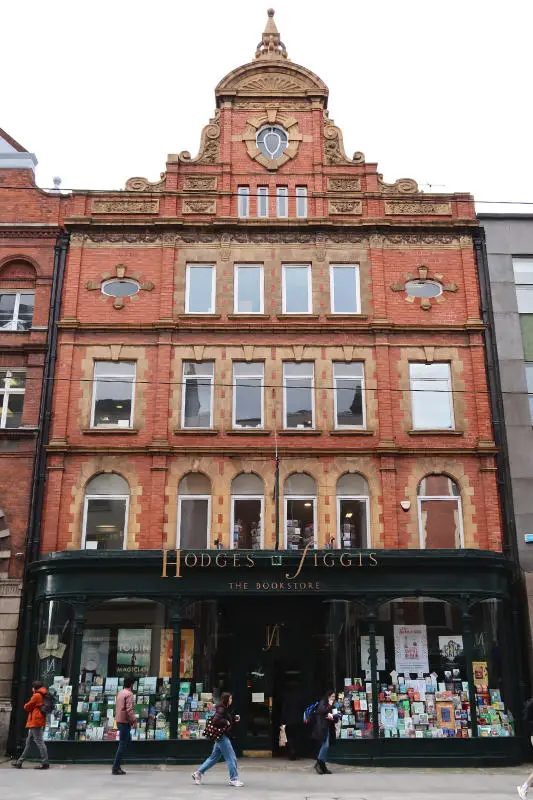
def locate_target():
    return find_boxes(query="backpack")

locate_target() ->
[303,701,319,725]
[41,692,56,715]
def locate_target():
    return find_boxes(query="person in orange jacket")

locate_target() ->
[12,681,50,769]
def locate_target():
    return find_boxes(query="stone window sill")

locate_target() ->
[278,429,322,436]
[81,428,139,435]
[173,428,220,435]
[225,428,272,435]
[0,427,38,438]
[176,314,222,320]
[276,314,320,320]
[407,429,463,436]
[329,429,375,436]
[226,314,271,320]
[324,314,369,320]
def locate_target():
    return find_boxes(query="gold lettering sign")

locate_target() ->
[264,625,281,651]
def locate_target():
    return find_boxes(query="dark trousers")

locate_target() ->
[285,723,304,759]
[113,723,131,770]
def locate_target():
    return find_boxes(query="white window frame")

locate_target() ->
[282,264,312,315]
[230,496,264,549]
[181,361,215,429]
[284,496,317,549]
[283,362,315,429]
[232,363,264,429]
[296,186,308,218]
[409,362,455,430]
[90,362,136,429]
[185,264,216,314]
[333,362,366,430]
[336,496,370,548]
[417,492,464,549]
[233,264,264,315]
[177,495,211,548]
[329,264,361,314]
[257,186,269,218]
[0,369,25,429]
[276,186,288,218]
[81,493,129,550]
[0,291,35,331]
[238,186,250,218]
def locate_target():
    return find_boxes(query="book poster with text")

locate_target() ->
[80,629,110,681]
[360,635,386,672]
[180,629,194,678]
[159,629,173,679]
[394,624,429,674]
[116,628,151,676]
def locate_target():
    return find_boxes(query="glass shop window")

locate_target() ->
[34,601,75,741]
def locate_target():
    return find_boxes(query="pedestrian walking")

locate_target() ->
[191,692,243,787]
[517,697,533,797]
[11,681,50,770]
[112,676,137,775]
[312,690,340,775]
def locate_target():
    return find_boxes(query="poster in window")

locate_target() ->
[380,703,399,730]
[472,661,489,691]
[180,629,194,678]
[159,629,173,679]
[360,635,385,672]
[438,635,463,666]
[80,628,110,683]
[116,628,151,676]
[393,625,429,674]
[436,701,456,730]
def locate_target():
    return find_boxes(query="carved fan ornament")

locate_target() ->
[391,265,458,310]
[86,263,154,310]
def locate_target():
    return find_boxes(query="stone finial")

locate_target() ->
[255,9,288,60]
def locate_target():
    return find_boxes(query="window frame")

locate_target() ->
[0,290,35,332]
[181,361,215,429]
[417,485,464,549]
[276,186,288,218]
[233,264,264,315]
[177,494,211,548]
[329,264,361,314]
[90,361,136,429]
[333,362,366,429]
[336,495,370,548]
[295,186,308,218]
[256,186,269,218]
[237,186,250,218]
[526,363,533,424]
[232,362,264,429]
[282,264,312,315]
[81,492,129,551]
[185,264,216,314]
[283,362,315,430]
[0,368,26,429]
[283,495,317,549]
[230,495,264,550]
[409,362,455,431]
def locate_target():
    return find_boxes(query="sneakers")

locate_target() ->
[517,786,528,800]
[229,779,244,787]
[11,762,22,769]
[112,768,126,775]
[191,771,202,785]
[34,764,50,770]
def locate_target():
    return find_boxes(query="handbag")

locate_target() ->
[204,717,225,742]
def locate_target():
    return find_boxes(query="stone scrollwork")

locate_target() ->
[328,200,362,215]
[183,176,218,191]
[92,199,159,214]
[176,110,221,165]
[385,200,452,216]
[182,200,217,215]
[323,111,365,166]
[327,177,362,192]
[124,174,166,192]
[378,176,419,194]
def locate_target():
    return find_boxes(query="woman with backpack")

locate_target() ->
[191,692,243,787]
[11,681,50,770]
[312,690,339,775]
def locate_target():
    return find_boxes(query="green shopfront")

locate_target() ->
[16,548,525,765]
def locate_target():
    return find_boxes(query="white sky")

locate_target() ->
[2,0,532,213]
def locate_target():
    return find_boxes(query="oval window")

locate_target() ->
[102,278,140,298]
[405,279,442,298]
[256,126,288,160]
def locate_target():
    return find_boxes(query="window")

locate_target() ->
[256,126,288,160]
[296,186,307,218]
[336,473,369,548]
[233,362,264,428]
[276,186,288,218]
[91,361,135,428]
[257,186,268,218]
[234,264,263,314]
[418,474,463,548]
[333,362,365,428]
[405,279,442,298]
[82,474,129,550]
[238,186,250,218]
[283,362,314,429]
[284,473,316,549]
[0,291,34,331]
[0,370,25,428]
[410,363,454,430]
[182,361,214,428]
[513,257,533,313]
[231,473,264,549]
[282,264,311,314]
[101,279,140,298]
[526,364,533,423]
[178,473,211,548]
[185,265,215,314]
[330,265,360,314]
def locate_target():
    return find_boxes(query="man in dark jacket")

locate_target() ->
[12,681,49,769]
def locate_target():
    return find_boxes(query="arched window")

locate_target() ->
[231,473,264,549]
[0,260,36,331]
[336,473,369,548]
[82,474,129,550]
[417,474,463,548]
[178,473,211,549]
[284,473,316,550]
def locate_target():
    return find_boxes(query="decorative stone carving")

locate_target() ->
[177,110,221,165]
[219,232,231,262]
[92,199,159,214]
[86,262,154,310]
[241,109,301,170]
[183,176,218,191]
[384,201,452,216]
[327,177,361,192]
[378,176,418,194]
[124,174,166,192]
[182,200,217,215]
[324,111,365,166]
[329,200,362,215]
[390,264,458,310]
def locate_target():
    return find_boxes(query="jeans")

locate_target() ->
[113,723,131,771]
[198,734,239,781]
[318,732,330,762]
[17,727,49,765]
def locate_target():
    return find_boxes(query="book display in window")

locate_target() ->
[43,677,72,741]
[337,679,373,739]
[177,681,217,740]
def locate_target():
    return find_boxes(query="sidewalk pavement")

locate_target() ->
[1,759,533,800]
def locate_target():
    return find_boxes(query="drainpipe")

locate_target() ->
[7,230,69,755]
